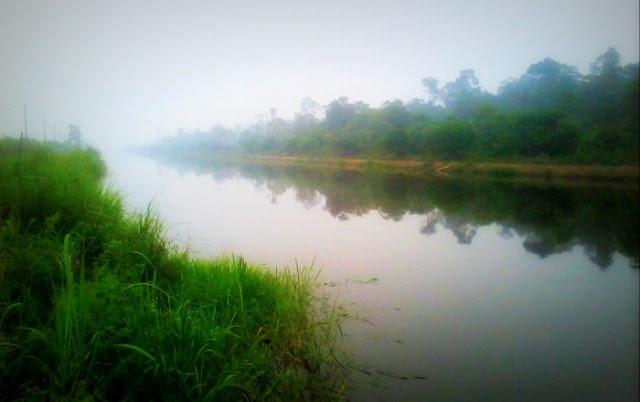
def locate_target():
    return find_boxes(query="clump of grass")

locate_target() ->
[0,137,350,400]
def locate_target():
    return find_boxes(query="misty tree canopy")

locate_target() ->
[144,48,639,165]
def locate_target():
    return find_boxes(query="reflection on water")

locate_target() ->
[158,156,639,270]
[107,153,639,401]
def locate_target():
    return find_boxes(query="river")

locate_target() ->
[105,151,639,401]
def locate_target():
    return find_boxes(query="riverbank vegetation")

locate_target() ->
[0,138,349,400]
[142,48,639,167]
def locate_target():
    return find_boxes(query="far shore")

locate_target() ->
[201,154,639,184]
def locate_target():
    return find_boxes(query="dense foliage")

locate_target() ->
[147,48,639,165]
[0,138,348,400]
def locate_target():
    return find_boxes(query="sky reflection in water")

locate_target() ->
[107,153,639,401]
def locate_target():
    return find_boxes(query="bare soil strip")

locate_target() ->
[245,155,639,182]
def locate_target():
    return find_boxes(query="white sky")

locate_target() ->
[1,0,638,151]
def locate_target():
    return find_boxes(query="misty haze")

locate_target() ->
[1,1,638,401]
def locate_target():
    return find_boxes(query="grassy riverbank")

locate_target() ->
[0,138,349,400]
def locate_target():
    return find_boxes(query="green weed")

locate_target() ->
[0,137,351,400]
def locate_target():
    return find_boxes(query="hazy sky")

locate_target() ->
[1,0,638,150]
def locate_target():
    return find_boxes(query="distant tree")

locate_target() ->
[473,104,515,158]
[406,97,446,122]
[498,58,581,111]
[370,100,411,157]
[379,100,411,130]
[292,112,318,132]
[265,116,291,138]
[511,111,578,157]
[441,69,489,118]
[444,69,479,96]
[143,47,638,164]
[66,124,82,147]
[421,77,440,104]
[576,58,639,165]
[405,98,430,122]
[427,118,477,159]
[324,97,366,130]
[590,47,621,76]
[300,96,322,117]
[580,47,628,127]
[621,63,639,133]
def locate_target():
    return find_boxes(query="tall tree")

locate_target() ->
[375,100,412,157]
[324,97,365,130]
[441,69,488,118]
[421,77,440,105]
[300,96,322,117]
[580,47,626,126]
[590,47,622,76]
[498,58,581,111]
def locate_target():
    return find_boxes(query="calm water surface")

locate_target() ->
[105,152,639,401]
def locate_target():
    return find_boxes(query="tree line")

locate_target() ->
[146,48,639,164]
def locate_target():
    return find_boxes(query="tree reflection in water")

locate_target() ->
[147,155,639,270]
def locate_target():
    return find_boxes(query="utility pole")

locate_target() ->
[24,104,28,138]
[43,118,46,141]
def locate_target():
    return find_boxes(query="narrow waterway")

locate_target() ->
[106,151,639,401]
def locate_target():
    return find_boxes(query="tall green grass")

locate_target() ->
[0,137,350,400]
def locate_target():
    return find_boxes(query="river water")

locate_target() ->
[105,151,639,401]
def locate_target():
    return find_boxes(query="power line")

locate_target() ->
[1,102,65,142]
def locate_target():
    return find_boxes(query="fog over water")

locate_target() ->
[2,2,638,399]
[1,0,638,151]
